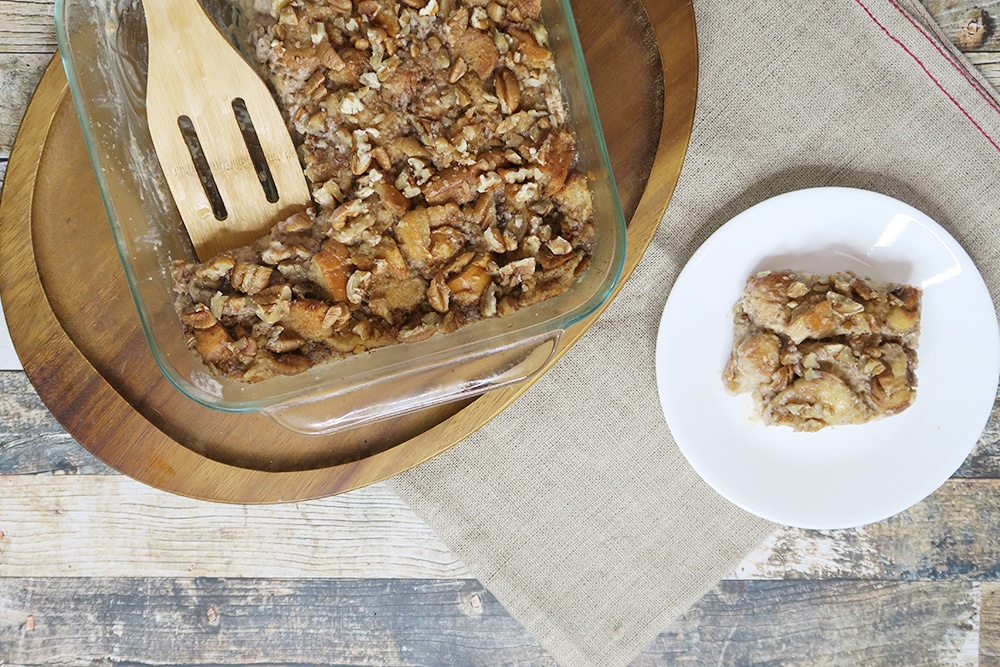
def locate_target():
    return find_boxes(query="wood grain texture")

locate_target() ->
[0,54,48,151]
[0,578,984,666]
[144,0,312,260]
[0,372,110,475]
[8,471,1000,584]
[982,583,1000,665]
[737,479,1000,581]
[0,475,469,579]
[953,398,1000,478]
[638,581,979,667]
[0,578,557,666]
[0,1,55,55]
[921,0,1000,51]
[963,52,1000,90]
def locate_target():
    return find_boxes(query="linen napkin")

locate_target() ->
[386,0,1000,665]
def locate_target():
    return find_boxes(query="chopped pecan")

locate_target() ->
[449,57,468,84]
[231,262,273,295]
[195,253,236,282]
[494,68,520,114]
[180,303,217,330]
[266,332,306,354]
[498,257,536,287]
[375,180,411,218]
[346,270,372,304]
[429,226,467,266]
[447,263,492,305]
[509,28,552,69]
[323,304,352,331]
[428,274,451,313]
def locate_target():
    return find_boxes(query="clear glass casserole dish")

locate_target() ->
[54,0,626,435]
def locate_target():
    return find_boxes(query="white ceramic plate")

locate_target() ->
[656,187,1000,529]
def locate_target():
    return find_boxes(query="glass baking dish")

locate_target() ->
[54,0,626,435]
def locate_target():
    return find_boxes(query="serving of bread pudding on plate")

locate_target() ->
[724,269,921,432]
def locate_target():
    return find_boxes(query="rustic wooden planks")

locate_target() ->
[6,465,1000,584]
[0,1,55,55]
[0,372,108,474]
[639,581,980,666]
[735,478,1000,581]
[0,578,557,665]
[3,0,1000,664]
[0,475,468,579]
[982,583,1000,664]
[922,0,1000,51]
[0,578,985,666]
[0,54,47,153]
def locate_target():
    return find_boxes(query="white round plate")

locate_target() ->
[656,187,1000,529]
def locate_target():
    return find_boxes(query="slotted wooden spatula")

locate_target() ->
[143,0,311,262]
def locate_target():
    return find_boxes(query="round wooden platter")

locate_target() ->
[0,0,697,503]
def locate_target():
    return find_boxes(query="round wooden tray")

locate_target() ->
[0,0,697,503]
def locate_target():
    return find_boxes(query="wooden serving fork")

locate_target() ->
[143,0,311,261]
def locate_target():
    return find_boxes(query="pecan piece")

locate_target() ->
[346,270,372,305]
[509,28,552,69]
[494,68,521,115]
[231,262,273,295]
[180,303,217,330]
[447,263,492,305]
[375,180,411,218]
[429,225,467,266]
[427,274,451,313]
[195,253,236,282]
[498,257,536,288]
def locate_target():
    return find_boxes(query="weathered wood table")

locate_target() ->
[2,0,1000,664]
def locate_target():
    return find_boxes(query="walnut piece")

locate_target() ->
[723,270,921,432]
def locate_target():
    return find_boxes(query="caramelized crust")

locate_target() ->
[172,0,595,382]
[724,270,921,431]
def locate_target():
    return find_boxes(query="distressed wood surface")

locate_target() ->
[4,0,1000,665]
[983,583,1000,664]
[0,474,468,579]
[639,581,980,666]
[0,578,557,666]
[0,1,55,55]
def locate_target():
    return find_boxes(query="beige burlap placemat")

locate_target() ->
[387,0,1000,664]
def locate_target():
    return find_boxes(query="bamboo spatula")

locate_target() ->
[143,0,311,262]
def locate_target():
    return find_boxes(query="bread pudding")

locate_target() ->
[171,0,595,382]
[723,270,921,431]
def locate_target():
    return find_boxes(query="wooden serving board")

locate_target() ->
[0,0,697,503]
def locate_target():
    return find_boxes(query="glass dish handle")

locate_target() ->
[261,330,562,436]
